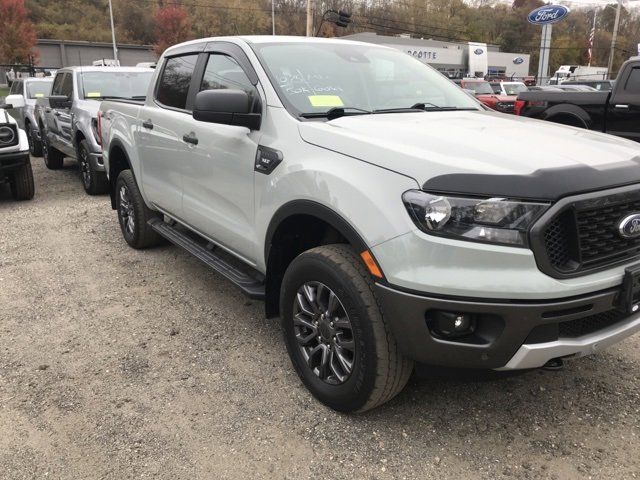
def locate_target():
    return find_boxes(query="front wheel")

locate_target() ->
[281,244,413,413]
[10,160,35,200]
[42,132,64,170]
[115,170,163,249]
[78,140,109,195]
[27,124,43,157]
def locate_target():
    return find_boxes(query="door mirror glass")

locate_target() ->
[4,94,25,109]
[49,95,72,109]
[193,89,261,130]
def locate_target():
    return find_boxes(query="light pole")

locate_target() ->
[607,0,622,79]
[306,0,314,37]
[108,0,119,65]
[272,0,275,35]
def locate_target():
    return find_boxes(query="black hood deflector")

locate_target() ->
[422,157,640,201]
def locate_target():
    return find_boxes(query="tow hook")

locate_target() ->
[542,358,564,371]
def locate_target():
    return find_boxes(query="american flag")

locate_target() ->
[587,11,596,67]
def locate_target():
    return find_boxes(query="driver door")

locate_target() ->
[180,47,263,264]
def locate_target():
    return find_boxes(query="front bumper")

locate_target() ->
[0,151,30,177]
[375,282,640,370]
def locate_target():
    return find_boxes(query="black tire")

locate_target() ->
[281,244,413,413]
[27,123,43,157]
[10,160,35,201]
[78,140,109,195]
[115,169,163,249]
[42,131,64,170]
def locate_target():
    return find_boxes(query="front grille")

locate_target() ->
[539,190,640,275]
[558,309,627,338]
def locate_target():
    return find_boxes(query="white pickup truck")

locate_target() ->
[99,36,640,412]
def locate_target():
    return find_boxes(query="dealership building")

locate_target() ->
[344,32,530,79]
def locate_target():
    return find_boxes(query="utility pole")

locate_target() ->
[272,0,276,35]
[607,0,622,79]
[108,0,119,65]
[306,0,314,37]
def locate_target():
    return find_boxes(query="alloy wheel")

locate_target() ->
[293,281,355,385]
[79,148,91,189]
[119,184,135,236]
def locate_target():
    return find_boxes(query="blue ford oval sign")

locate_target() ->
[513,57,524,65]
[474,48,484,55]
[527,5,569,25]
[619,214,640,239]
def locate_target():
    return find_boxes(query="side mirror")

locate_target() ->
[4,94,25,109]
[49,95,72,109]
[193,89,261,130]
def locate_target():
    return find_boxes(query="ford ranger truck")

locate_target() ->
[0,105,34,200]
[36,66,153,194]
[4,77,53,157]
[99,36,640,413]
[516,57,640,142]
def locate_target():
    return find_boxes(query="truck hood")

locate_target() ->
[298,110,640,200]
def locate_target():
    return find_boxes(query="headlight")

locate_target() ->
[402,190,549,247]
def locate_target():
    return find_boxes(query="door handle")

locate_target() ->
[183,133,199,145]
[54,111,61,117]
[142,119,153,129]
[615,104,629,109]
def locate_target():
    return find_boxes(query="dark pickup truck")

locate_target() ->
[516,57,640,142]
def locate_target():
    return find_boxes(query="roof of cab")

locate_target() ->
[59,66,155,73]
[163,34,381,55]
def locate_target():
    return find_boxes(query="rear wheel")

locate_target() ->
[10,160,35,200]
[42,132,64,170]
[78,140,109,195]
[281,244,413,413]
[115,169,163,249]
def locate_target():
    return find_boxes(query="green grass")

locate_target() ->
[0,86,9,102]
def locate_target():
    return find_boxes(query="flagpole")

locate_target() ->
[588,9,597,67]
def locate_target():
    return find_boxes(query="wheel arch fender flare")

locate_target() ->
[542,104,591,128]
[107,137,136,209]
[264,200,369,263]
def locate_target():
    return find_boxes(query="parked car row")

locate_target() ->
[4,37,640,414]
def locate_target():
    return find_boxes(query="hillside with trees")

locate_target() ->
[13,0,640,75]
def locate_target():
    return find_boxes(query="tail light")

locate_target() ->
[514,100,526,116]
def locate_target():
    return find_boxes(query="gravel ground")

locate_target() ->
[1,158,639,480]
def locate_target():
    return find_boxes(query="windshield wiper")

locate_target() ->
[300,107,372,120]
[411,102,477,112]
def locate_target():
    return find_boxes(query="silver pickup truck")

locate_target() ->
[4,77,53,157]
[36,66,153,194]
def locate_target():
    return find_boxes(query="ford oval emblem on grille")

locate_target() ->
[618,214,640,239]
[0,126,15,146]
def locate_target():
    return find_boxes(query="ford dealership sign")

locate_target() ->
[527,5,569,25]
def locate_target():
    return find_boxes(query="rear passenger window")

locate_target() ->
[624,68,640,94]
[156,54,199,110]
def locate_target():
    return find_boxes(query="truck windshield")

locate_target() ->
[464,81,494,95]
[502,83,528,95]
[253,42,480,117]
[80,71,154,100]
[26,81,52,99]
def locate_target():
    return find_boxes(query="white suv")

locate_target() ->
[99,36,640,412]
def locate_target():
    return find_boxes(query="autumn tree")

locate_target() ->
[0,0,38,64]
[153,4,192,55]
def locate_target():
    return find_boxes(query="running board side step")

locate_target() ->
[148,218,265,300]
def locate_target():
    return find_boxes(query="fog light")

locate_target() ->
[427,310,476,338]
